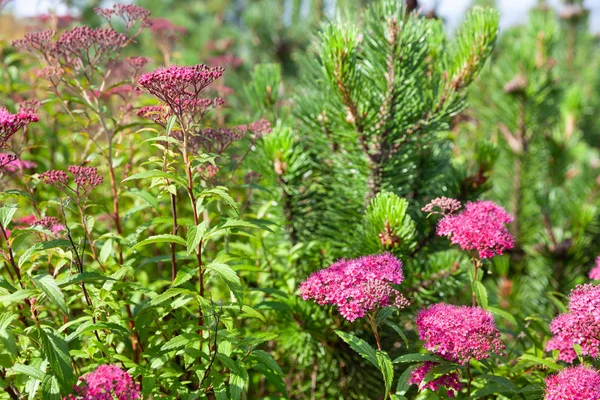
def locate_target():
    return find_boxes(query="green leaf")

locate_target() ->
[33,274,67,316]
[393,353,442,364]
[160,333,198,351]
[376,350,394,398]
[473,281,488,308]
[205,262,243,304]
[383,320,408,348]
[172,267,197,288]
[199,187,239,215]
[0,205,18,228]
[129,234,186,252]
[204,219,269,241]
[251,350,283,376]
[186,221,208,256]
[11,363,46,381]
[39,328,74,392]
[99,239,113,264]
[519,354,561,371]
[395,366,414,396]
[40,375,60,400]
[123,170,187,187]
[488,306,517,326]
[334,330,378,367]
[0,289,38,306]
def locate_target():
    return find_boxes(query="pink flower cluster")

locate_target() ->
[0,154,37,172]
[138,64,224,124]
[148,18,187,38]
[422,197,462,215]
[436,200,514,258]
[66,365,141,400]
[137,105,171,127]
[415,303,505,364]
[298,253,409,322]
[589,256,600,280]
[409,362,461,397]
[0,107,39,148]
[544,365,600,400]
[95,4,150,30]
[40,166,103,199]
[546,283,600,363]
[126,56,148,71]
[32,216,65,235]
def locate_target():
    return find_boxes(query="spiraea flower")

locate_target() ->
[95,4,150,31]
[546,283,600,363]
[41,166,103,201]
[0,106,39,148]
[544,365,600,400]
[436,200,514,259]
[31,216,65,235]
[410,362,461,397]
[136,105,171,127]
[415,303,505,364]
[0,154,37,172]
[138,64,224,125]
[66,364,141,400]
[589,257,600,280]
[53,26,128,70]
[12,30,55,56]
[40,169,69,186]
[422,197,462,215]
[298,253,409,322]
[148,18,187,42]
[126,56,149,70]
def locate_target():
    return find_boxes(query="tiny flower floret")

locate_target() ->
[546,283,600,363]
[436,200,514,258]
[298,253,409,322]
[589,256,600,280]
[0,107,39,148]
[66,364,141,400]
[544,365,600,400]
[32,216,65,235]
[415,303,505,364]
[410,361,461,397]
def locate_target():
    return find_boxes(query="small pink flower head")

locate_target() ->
[138,64,224,124]
[589,257,600,280]
[148,17,187,39]
[68,166,103,193]
[126,56,148,70]
[12,30,55,55]
[544,365,600,400]
[545,283,600,362]
[436,200,514,258]
[32,216,65,235]
[0,154,37,172]
[298,253,409,322]
[40,169,69,186]
[53,26,128,70]
[67,364,141,400]
[0,106,39,148]
[136,105,171,127]
[415,303,505,364]
[95,4,150,30]
[410,362,461,397]
[422,197,462,215]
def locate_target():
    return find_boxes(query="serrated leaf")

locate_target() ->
[519,354,561,371]
[160,333,198,351]
[12,363,46,381]
[0,205,18,228]
[39,328,74,392]
[129,234,186,252]
[33,274,67,315]
[199,187,239,215]
[172,267,197,288]
[474,281,488,308]
[123,170,187,187]
[376,350,394,398]
[40,375,60,400]
[186,221,208,256]
[99,239,113,264]
[393,353,442,364]
[383,320,408,348]
[205,262,243,304]
[0,289,38,306]
[395,365,414,396]
[334,330,378,367]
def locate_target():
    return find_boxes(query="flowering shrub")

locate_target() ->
[0,0,599,399]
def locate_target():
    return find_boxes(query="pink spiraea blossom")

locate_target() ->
[0,107,39,148]
[298,253,409,322]
[410,362,461,397]
[0,154,37,172]
[95,4,150,31]
[136,105,171,127]
[138,64,224,124]
[546,283,600,363]
[148,17,187,40]
[422,197,462,215]
[415,303,505,364]
[544,365,600,400]
[66,364,141,400]
[31,216,65,235]
[40,166,103,200]
[589,257,600,280]
[126,56,148,70]
[436,200,514,259]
